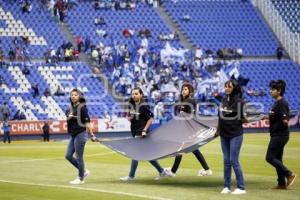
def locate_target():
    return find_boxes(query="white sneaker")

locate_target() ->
[220,187,231,194]
[231,188,246,195]
[198,169,213,176]
[164,168,176,177]
[120,176,134,181]
[155,168,175,180]
[69,177,84,184]
[84,169,90,179]
[198,168,205,176]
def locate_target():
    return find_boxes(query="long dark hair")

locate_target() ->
[180,82,194,101]
[225,79,242,99]
[69,88,86,106]
[129,87,145,106]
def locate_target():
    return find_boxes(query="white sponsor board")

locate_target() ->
[98,118,131,132]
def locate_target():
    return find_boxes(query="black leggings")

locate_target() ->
[266,136,292,186]
[171,149,209,173]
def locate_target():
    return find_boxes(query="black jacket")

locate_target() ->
[176,97,196,115]
[269,98,289,137]
[218,95,245,138]
[66,104,90,136]
[129,102,153,137]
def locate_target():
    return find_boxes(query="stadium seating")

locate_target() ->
[0,2,66,58]
[0,1,299,121]
[240,60,300,112]
[271,0,300,33]
[163,0,279,56]
[65,2,182,49]
[0,62,121,120]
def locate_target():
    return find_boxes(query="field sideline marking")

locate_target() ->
[0,152,116,163]
[0,179,172,200]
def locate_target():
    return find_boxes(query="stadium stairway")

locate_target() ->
[154,5,194,50]
[55,18,126,108]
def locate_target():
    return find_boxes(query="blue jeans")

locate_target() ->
[220,135,245,190]
[129,159,164,178]
[65,132,88,180]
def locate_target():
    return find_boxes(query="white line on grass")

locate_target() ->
[0,179,172,200]
[85,152,115,158]
[0,152,116,163]
[0,145,108,149]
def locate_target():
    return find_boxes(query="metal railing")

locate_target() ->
[252,0,300,65]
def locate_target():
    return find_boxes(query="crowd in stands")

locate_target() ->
[44,40,81,63]
[94,0,161,10]
[79,24,252,121]
[0,0,277,123]
[0,36,32,62]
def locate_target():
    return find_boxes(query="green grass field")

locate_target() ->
[0,133,299,200]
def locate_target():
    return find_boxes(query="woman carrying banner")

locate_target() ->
[120,87,173,181]
[169,82,212,177]
[217,79,246,195]
[65,88,97,184]
[264,80,296,189]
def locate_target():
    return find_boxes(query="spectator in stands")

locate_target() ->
[119,0,127,9]
[128,0,136,9]
[94,17,106,26]
[65,88,97,184]
[217,79,247,195]
[246,87,265,97]
[15,47,24,61]
[0,102,10,122]
[44,88,51,97]
[158,32,179,41]
[21,36,30,46]
[0,47,4,66]
[276,46,284,60]
[32,84,39,98]
[91,48,99,61]
[154,101,164,120]
[2,121,11,144]
[22,65,30,75]
[122,28,134,38]
[65,48,73,61]
[96,29,108,38]
[76,36,84,53]
[21,0,32,13]
[94,0,100,10]
[54,0,65,23]
[8,48,15,61]
[195,47,203,60]
[13,110,26,120]
[84,36,91,52]
[262,80,297,189]
[182,14,191,22]
[42,121,50,142]
[23,47,31,62]
[54,86,65,96]
[13,37,21,47]
[73,49,80,61]
[138,28,151,38]
[205,49,213,56]
[0,75,4,87]
[48,0,56,15]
